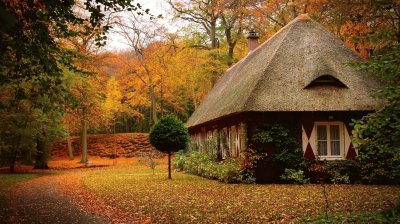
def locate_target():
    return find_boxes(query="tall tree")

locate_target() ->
[116,12,167,126]
[168,0,221,49]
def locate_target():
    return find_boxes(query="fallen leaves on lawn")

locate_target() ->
[81,159,400,223]
[56,172,150,223]
[2,157,399,223]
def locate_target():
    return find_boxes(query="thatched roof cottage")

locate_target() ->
[186,14,380,161]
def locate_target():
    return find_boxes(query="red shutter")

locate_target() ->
[344,123,357,159]
[304,143,315,160]
[302,122,315,159]
[303,122,314,139]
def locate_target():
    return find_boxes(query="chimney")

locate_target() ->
[247,29,259,52]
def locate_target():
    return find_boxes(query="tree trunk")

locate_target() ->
[113,119,117,160]
[228,45,235,66]
[168,152,172,179]
[224,22,234,65]
[149,83,158,125]
[144,65,158,125]
[34,133,50,169]
[9,152,17,173]
[67,137,74,160]
[160,70,164,116]
[191,85,198,110]
[210,20,217,49]
[80,120,88,163]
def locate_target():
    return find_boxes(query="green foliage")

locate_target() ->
[281,169,310,184]
[149,115,189,153]
[252,124,303,168]
[324,160,360,184]
[247,124,304,182]
[0,97,68,170]
[173,151,254,183]
[239,147,268,182]
[352,44,400,184]
[301,160,360,184]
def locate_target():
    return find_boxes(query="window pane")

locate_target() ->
[331,141,340,155]
[330,125,340,156]
[318,140,328,156]
[330,125,340,140]
[317,125,327,156]
[317,126,327,140]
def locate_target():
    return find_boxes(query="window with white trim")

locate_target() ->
[315,122,344,158]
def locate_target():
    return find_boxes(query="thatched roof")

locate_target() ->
[186,14,381,128]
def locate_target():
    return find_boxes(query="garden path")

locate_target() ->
[9,173,109,224]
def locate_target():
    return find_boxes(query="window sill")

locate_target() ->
[317,156,345,161]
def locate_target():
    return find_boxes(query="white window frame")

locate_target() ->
[314,121,345,160]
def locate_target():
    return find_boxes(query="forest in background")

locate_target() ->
[62,0,398,134]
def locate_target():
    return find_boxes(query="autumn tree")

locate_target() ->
[168,0,222,49]
[104,76,124,131]
[68,69,108,163]
[250,0,399,59]
[158,38,228,113]
[219,0,259,64]
[0,0,151,170]
[116,13,167,126]
[149,115,189,179]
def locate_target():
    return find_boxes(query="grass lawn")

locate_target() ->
[0,173,41,219]
[82,160,400,223]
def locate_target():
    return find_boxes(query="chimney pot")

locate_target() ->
[247,29,259,52]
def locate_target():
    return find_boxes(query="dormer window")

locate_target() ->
[305,75,347,88]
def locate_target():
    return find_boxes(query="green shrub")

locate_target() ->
[301,160,361,184]
[324,160,360,184]
[355,146,400,184]
[248,124,303,182]
[173,151,186,171]
[149,115,189,179]
[216,159,242,183]
[173,151,254,183]
[149,115,189,153]
[351,44,400,184]
[281,168,310,184]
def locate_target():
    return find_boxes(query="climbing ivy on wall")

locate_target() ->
[245,124,304,182]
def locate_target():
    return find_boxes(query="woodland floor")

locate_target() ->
[0,156,399,224]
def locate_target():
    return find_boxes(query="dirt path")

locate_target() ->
[9,174,110,224]
[7,170,143,224]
